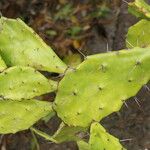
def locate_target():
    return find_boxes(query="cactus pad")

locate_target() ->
[128,0,150,19]
[0,17,67,73]
[126,19,150,48]
[89,122,126,150]
[77,122,126,150]
[0,99,53,134]
[0,66,57,100]
[54,47,150,127]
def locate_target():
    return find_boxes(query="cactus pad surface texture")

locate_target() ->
[127,19,150,48]
[54,47,150,127]
[0,66,57,100]
[0,17,67,73]
[0,100,53,134]
[0,55,7,72]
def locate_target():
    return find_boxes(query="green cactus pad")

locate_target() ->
[128,0,150,19]
[0,17,67,73]
[0,66,57,100]
[0,99,53,134]
[52,122,86,143]
[77,122,126,150]
[54,47,150,127]
[0,55,7,72]
[126,19,150,48]
[89,122,126,150]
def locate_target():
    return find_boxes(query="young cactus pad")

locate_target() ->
[77,122,126,150]
[0,17,67,73]
[89,122,126,150]
[54,47,150,127]
[128,0,150,19]
[0,100,53,134]
[126,19,150,48]
[0,66,57,100]
[0,55,7,72]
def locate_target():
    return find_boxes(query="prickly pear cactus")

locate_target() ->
[128,0,150,19]
[126,19,150,48]
[0,66,57,100]
[0,55,7,72]
[0,17,67,73]
[0,99,53,134]
[54,47,150,127]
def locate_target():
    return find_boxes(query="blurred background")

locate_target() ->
[0,0,150,150]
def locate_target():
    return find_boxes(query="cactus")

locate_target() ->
[0,66,57,100]
[128,0,150,19]
[127,19,150,48]
[0,55,7,72]
[0,99,53,134]
[77,122,126,150]
[0,3,150,148]
[0,17,67,73]
[54,47,150,127]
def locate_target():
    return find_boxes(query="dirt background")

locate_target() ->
[0,0,150,150]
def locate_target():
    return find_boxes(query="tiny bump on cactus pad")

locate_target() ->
[0,66,57,100]
[0,99,53,134]
[127,19,150,48]
[54,47,150,127]
[0,17,67,73]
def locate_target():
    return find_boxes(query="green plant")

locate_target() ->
[0,1,150,149]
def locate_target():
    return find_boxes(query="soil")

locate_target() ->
[0,0,150,150]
